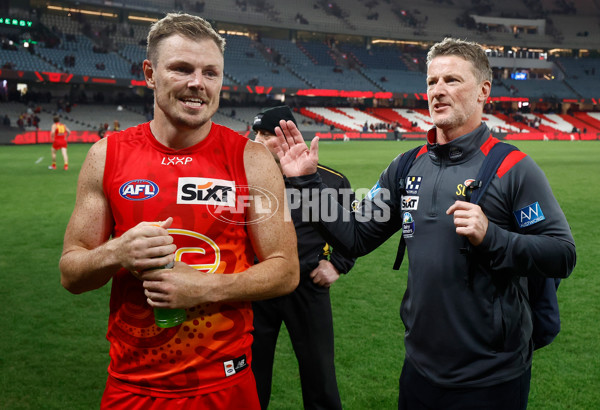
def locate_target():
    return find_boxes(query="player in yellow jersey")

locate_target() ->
[49,116,70,170]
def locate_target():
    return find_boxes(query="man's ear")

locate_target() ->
[143,59,155,89]
[478,80,491,104]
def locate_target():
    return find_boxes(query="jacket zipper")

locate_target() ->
[430,157,446,217]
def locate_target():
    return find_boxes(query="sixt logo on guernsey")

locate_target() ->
[177,177,236,206]
[119,179,159,201]
[405,176,422,195]
[514,202,545,228]
[161,156,192,166]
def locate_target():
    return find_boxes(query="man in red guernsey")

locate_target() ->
[59,13,299,409]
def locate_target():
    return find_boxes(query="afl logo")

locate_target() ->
[119,179,159,201]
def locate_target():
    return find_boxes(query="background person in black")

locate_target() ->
[251,106,356,410]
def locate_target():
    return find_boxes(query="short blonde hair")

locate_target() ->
[146,13,226,63]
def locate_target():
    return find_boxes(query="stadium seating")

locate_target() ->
[223,34,308,89]
[6,2,599,95]
[2,0,600,140]
[0,47,56,72]
[492,78,578,100]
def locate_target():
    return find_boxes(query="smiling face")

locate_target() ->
[143,34,223,136]
[427,55,490,143]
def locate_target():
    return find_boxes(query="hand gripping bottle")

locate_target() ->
[153,260,187,328]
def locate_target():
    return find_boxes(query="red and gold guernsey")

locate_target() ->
[54,123,67,138]
[103,122,255,397]
[53,123,68,149]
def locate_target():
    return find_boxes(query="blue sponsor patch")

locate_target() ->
[405,176,422,195]
[402,212,415,238]
[367,181,381,200]
[513,202,545,228]
[119,179,159,201]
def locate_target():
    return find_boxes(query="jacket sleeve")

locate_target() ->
[476,155,576,279]
[327,170,357,274]
[328,244,356,274]
[287,155,405,258]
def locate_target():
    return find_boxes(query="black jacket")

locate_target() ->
[286,164,356,279]
[288,124,576,387]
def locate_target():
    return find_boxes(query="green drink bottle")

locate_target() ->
[153,261,186,328]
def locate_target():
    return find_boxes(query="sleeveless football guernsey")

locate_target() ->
[53,122,67,149]
[103,122,255,397]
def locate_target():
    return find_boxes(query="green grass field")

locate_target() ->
[1,140,598,409]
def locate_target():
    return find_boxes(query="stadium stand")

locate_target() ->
[1,0,599,142]
[492,78,578,100]
[0,47,56,72]
[223,34,308,89]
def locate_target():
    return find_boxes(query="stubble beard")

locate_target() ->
[162,96,219,131]
[430,102,476,133]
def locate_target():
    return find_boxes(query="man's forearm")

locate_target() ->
[287,173,397,257]
[196,256,299,303]
[60,240,122,294]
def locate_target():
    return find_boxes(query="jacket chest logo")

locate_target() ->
[405,176,422,195]
[401,196,419,211]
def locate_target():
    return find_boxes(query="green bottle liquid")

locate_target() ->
[153,261,186,328]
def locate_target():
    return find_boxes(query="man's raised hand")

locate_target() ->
[267,119,319,177]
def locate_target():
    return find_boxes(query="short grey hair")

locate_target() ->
[426,37,492,83]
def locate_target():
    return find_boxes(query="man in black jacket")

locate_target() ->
[265,39,576,409]
[251,106,356,410]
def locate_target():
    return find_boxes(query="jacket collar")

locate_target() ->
[426,123,490,163]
